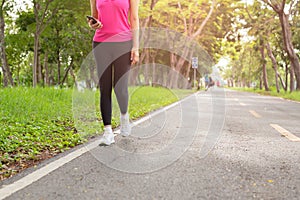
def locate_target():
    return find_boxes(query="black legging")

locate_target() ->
[93,40,132,126]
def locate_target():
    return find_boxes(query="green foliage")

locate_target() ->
[0,0,299,89]
[15,10,35,31]
[0,87,81,179]
[2,0,92,87]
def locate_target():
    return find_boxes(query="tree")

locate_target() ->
[0,0,14,87]
[262,0,300,91]
[148,0,217,88]
[32,0,59,87]
[225,0,293,92]
[13,0,91,87]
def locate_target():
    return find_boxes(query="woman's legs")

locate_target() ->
[93,41,132,129]
[113,52,132,136]
[100,64,113,126]
[113,51,131,115]
[93,41,114,127]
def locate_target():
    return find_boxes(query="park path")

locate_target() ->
[1,88,299,200]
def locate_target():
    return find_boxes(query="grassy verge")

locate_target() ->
[0,86,194,180]
[230,87,300,102]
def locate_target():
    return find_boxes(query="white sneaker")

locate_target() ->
[120,113,131,137]
[99,127,115,146]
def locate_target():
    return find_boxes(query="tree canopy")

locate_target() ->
[0,0,299,91]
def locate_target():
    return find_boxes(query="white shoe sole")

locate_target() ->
[113,129,131,137]
[99,141,115,146]
[98,135,115,146]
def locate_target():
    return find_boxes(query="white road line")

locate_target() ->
[0,93,197,200]
[0,145,92,200]
[239,102,246,106]
[249,110,262,118]
[270,124,300,142]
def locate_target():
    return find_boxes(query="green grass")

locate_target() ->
[0,87,81,180]
[0,86,194,179]
[230,87,300,102]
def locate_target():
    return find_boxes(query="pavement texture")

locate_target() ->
[1,88,300,200]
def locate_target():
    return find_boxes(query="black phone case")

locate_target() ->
[87,16,97,24]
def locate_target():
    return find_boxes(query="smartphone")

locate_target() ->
[86,15,97,24]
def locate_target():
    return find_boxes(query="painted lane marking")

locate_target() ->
[270,124,300,142]
[249,110,262,118]
[239,102,246,106]
[0,144,92,200]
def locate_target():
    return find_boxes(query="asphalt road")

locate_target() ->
[1,88,299,200]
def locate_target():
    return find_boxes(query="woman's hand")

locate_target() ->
[131,49,139,65]
[88,19,103,30]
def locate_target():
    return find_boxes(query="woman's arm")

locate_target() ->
[89,0,102,29]
[90,0,98,18]
[129,0,140,65]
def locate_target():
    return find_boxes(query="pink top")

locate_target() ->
[93,0,132,42]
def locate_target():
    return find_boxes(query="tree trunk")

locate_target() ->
[289,64,295,92]
[150,49,158,86]
[266,42,280,93]
[259,75,263,90]
[144,49,150,85]
[33,33,39,87]
[57,49,61,85]
[61,64,72,86]
[44,50,50,86]
[285,65,288,92]
[278,12,300,90]
[185,62,191,82]
[168,53,177,88]
[277,73,286,91]
[260,44,269,91]
[38,45,43,85]
[0,0,14,87]
[69,66,77,88]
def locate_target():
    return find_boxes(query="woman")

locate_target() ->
[88,0,139,145]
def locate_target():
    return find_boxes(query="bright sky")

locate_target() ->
[9,0,32,20]
[217,57,230,68]
[241,0,254,5]
[15,0,32,10]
